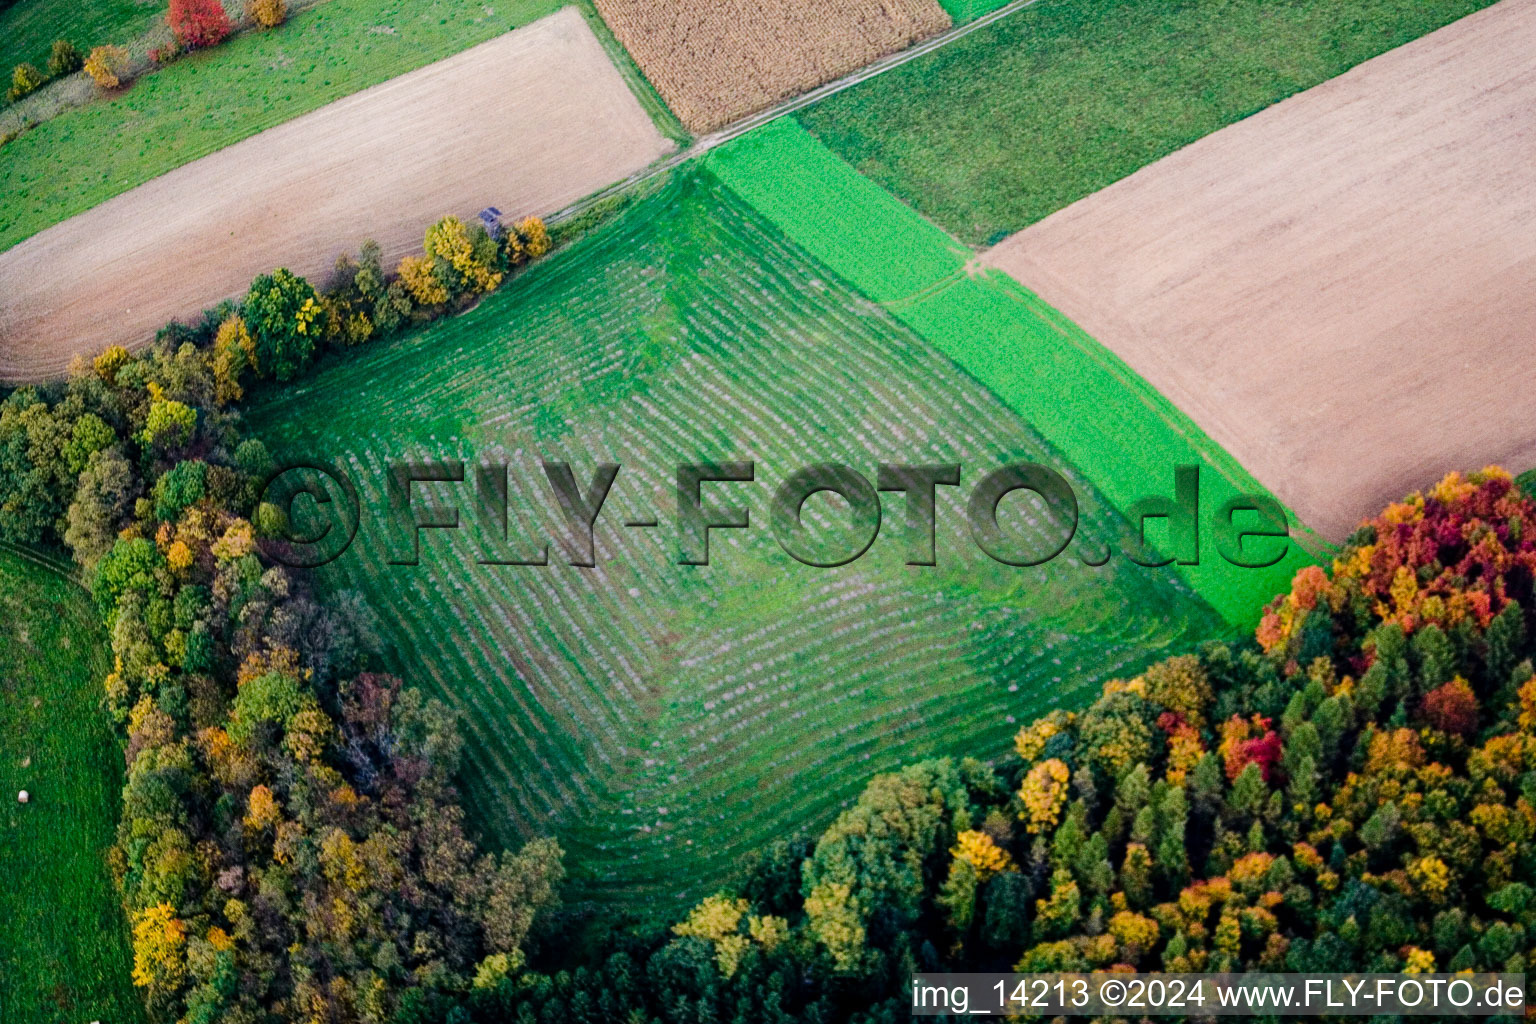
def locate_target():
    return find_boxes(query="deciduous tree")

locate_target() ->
[169,0,232,49]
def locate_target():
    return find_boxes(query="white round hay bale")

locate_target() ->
[17,790,29,804]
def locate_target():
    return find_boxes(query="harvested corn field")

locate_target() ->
[592,0,949,133]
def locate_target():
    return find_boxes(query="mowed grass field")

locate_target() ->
[0,0,162,79]
[0,548,141,1024]
[797,0,1503,244]
[247,168,1228,904]
[709,119,1316,617]
[0,0,680,252]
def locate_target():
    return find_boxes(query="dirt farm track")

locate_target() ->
[987,0,1536,542]
[0,6,673,383]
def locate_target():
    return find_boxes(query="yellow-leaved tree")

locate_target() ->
[131,902,188,993]
[246,0,287,27]
[84,45,130,89]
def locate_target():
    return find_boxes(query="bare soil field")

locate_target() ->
[986,0,1536,542]
[0,6,673,383]
[593,0,949,133]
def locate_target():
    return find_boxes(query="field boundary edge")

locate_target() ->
[706,118,1322,628]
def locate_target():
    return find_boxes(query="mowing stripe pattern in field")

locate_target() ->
[0,7,674,383]
[247,169,1227,905]
[0,548,142,1024]
[708,118,1316,627]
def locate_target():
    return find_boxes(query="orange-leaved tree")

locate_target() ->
[246,0,287,28]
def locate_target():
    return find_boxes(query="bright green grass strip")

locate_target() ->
[0,0,160,76]
[936,0,1013,23]
[709,118,1316,627]
[0,0,682,252]
[705,119,962,304]
[0,547,142,1024]
[797,0,1500,244]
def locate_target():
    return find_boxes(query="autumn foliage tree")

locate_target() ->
[478,469,1536,1023]
[47,39,84,77]
[7,62,43,102]
[84,44,130,89]
[245,0,286,28]
[244,268,320,381]
[424,215,503,297]
[168,0,232,49]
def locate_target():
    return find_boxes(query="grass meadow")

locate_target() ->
[797,0,1501,244]
[247,168,1228,906]
[936,0,1011,23]
[0,0,162,75]
[0,0,681,252]
[0,548,141,1024]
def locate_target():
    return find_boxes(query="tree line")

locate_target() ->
[477,469,1536,1024]
[0,213,558,1024]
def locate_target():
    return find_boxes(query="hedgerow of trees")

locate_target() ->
[0,214,557,1024]
[3,0,290,142]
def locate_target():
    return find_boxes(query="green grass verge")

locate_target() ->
[0,546,142,1024]
[797,0,1500,244]
[246,167,1225,907]
[0,0,161,82]
[936,0,1012,24]
[707,118,1317,625]
[0,0,684,252]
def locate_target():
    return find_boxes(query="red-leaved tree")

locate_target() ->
[169,0,232,49]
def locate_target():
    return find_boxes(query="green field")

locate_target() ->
[0,0,681,252]
[0,547,141,1024]
[709,118,1316,620]
[936,0,1012,24]
[0,0,163,83]
[247,167,1229,905]
[798,0,1501,244]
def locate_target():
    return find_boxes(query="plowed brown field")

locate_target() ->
[593,0,949,133]
[0,7,674,383]
[986,0,1536,541]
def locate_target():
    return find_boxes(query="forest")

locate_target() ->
[2,265,1532,1021]
[482,468,1536,1023]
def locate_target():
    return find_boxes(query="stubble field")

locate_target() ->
[592,0,949,132]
